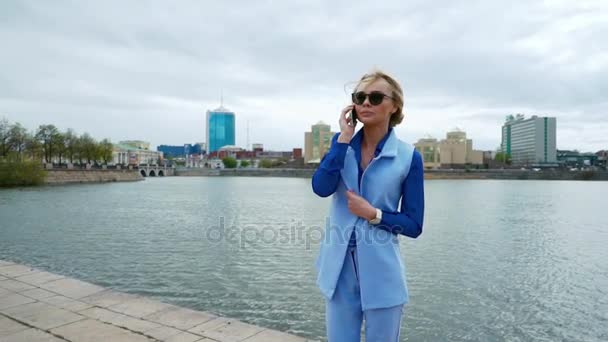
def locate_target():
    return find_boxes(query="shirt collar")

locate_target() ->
[351,127,393,156]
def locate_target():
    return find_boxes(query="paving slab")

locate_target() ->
[0,315,30,338]
[0,292,37,310]
[164,331,208,342]
[202,320,266,342]
[108,296,174,318]
[188,317,233,336]
[0,260,309,341]
[39,278,105,299]
[20,288,58,300]
[147,326,214,341]
[2,301,86,330]
[41,295,94,312]
[243,329,308,341]
[79,307,161,334]
[52,319,153,342]
[80,289,139,308]
[144,306,217,330]
[2,327,65,342]
[0,264,38,278]
[0,279,37,292]
[16,271,65,286]
[144,325,185,340]
[0,261,15,267]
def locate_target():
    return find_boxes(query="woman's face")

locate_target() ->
[354,78,397,127]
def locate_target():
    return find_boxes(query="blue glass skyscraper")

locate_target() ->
[206,106,236,153]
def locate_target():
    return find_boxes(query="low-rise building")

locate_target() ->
[113,141,162,166]
[414,130,484,169]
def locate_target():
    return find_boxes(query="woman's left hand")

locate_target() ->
[346,190,376,221]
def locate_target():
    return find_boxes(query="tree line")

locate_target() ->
[0,117,113,165]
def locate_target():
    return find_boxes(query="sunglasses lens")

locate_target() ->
[369,93,385,105]
[353,92,366,105]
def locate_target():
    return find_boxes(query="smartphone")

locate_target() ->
[350,108,358,126]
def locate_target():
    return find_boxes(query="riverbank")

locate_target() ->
[0,160,46,187]
[45,169,144,185]
[0,259,310,341]
[175,167,608,181]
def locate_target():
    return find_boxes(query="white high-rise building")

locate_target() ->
[501,114,557,165]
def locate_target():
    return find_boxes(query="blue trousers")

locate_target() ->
[325,246,404,342]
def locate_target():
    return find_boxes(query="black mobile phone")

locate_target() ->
[351,108,358,126]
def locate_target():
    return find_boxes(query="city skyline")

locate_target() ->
[1,1,607,152]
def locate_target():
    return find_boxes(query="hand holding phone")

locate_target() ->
[350,108,358,126]
[338,105,356,143]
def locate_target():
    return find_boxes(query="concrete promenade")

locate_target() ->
[0,260,312,342]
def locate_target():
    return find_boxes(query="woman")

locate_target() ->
[312,70,425,341]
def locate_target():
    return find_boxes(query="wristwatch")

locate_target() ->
[369,208,382,225]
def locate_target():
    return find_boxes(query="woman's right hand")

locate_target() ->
[338,105,355,143]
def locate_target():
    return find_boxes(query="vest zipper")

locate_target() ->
[359,156,379,196]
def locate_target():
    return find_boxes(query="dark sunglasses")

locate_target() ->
[351,91,394,106]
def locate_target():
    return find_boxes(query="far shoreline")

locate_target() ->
[175,167,608,181]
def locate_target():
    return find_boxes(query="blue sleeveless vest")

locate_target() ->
[315,129,415,310]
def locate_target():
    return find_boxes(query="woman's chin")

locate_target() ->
[358,117,379,126]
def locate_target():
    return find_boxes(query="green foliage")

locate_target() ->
[98,138,114,164]
[222,157,237,168]
[495,152,512,164]
[239,160,250,168]
[0,158,46,187]
[34,124,60,163]
[258,159,274,168]
[0,116,114,166]
[258,159,286,168]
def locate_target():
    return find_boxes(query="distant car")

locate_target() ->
[532,168,541,172]
[570,168,579,171]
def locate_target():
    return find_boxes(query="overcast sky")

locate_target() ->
[1,0,606,152]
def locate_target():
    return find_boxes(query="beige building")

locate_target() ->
[304,121,336,163]
[113,141,163,166]
[415,130,484,169]
[414,138,441,169]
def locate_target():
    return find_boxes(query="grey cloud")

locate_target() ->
[1,0,607,151]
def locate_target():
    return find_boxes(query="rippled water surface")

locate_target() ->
[1,177,607,341]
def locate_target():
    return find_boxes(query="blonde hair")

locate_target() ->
[355,69,405,127]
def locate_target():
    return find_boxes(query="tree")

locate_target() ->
[54,132,66,165]
[8,123,28,161]
[222,157,237,168]
[35,124,60,163]
[64,128,78,164]
[0,117,10,158]
[495,152,512,164]
[240,160,250,168]
[79,133,97,164]
[258,159,274,168]
[25,135,43,161]
[98,138,114,164]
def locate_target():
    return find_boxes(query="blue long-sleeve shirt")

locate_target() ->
[312,129,424,245]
